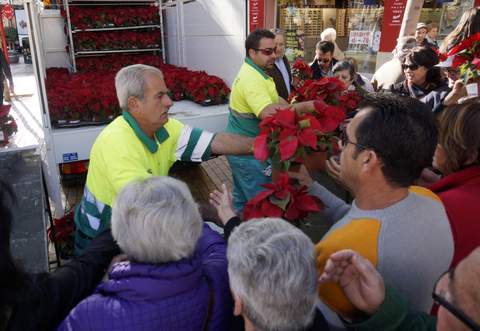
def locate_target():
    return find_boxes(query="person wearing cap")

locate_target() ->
[436,55,469,108]
[371,36,417,91]
[415,23,433,48]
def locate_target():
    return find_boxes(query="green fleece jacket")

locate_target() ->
[348,287,437,331]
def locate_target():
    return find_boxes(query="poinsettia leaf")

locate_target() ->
[243,203,264,220]
[284,203,300,220]
[270,192,291,210]
[260,200,284,217]
[279,135,298,160]
[298,119,311,129]
[249,188,275,205]
[298,129,318,149]
[295,194,324,212]
[274,108,296,128]
[253,134,270,162]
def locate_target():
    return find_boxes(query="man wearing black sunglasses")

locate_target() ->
[319,247,480,331]
[310,40,337,80]
[226,29,314,213]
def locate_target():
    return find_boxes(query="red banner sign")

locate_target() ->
[2,4,14,20]
[379,0,407,52]
[249,0,265,33]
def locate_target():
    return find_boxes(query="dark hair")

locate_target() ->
[354,94,437,187]
[438,98,480,175]
[332,60,356,79]
[404,47,444,87]
[315,40,334,54]
[405,46,439,68]
[245,29,275,57]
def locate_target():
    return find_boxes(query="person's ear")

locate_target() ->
[233,293,244,316]
[362,150,380,170]
[127,96,139,113]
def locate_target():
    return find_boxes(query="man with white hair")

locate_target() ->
[227,218,329,331]
[74,64,253,254]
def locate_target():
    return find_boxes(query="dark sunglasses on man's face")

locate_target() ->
[432,271,480,331]
[254,47,277,56]
[402,63,419,71]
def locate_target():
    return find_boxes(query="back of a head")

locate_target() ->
[438,97,480,174]
[394,36,417,60]
[315,40,334,54]
[355,93,437,187]
[111,176,203,264]
[115,64,163,110]
[245,29,275,57]
[227,218,317,331]
[320,28,337,42]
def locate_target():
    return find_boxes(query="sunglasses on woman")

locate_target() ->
[402,63,420,71]
[254,47,277,56]
[432,271,480,331]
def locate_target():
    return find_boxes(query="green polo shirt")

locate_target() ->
[75,112,215,243]
[226,57,279,137]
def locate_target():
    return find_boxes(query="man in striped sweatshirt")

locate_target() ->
[290,94,454,327]
[74,64,252,254]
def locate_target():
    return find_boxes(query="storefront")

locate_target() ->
[268,0,477,73]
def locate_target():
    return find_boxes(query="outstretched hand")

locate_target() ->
[318,249,385,315]
[209,183,237,225]
[287,164,314,188]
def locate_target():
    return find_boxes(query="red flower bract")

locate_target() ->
[243,172,323,221]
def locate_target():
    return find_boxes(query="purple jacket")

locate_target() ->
[58,225,233,331]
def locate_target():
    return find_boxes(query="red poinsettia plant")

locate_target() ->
[291,59,313,85]
[289,77,361,114]
[439,32,480,84]
[243,172,323,222]
[65,5,159,30]
[253,101,345,171]
[74,30,161,52]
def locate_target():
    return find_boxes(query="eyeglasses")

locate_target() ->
[254,47,277,56]
[318,58,332,64]
[340,131,368,150]
[432,271,480,331]
[402,63,420,71]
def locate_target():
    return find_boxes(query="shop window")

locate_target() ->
[277,0,383,74]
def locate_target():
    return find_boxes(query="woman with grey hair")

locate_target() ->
[227,218,329,331]
[59,176,233,331]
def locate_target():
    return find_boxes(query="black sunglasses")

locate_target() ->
[432,271,480,331]
[254,47,277,56]
[402,63,420,71]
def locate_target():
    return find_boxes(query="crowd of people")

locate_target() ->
[1,7,480,331]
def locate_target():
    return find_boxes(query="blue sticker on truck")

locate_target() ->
[63,152,79,162]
